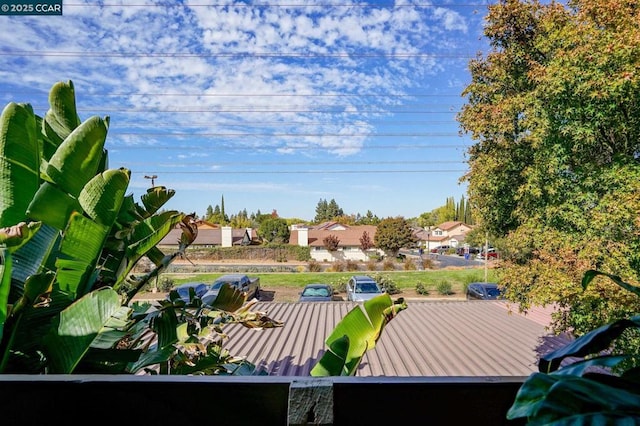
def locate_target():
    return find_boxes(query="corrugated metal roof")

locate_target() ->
[223,300,570,377]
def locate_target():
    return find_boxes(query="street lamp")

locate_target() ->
[144,175,157,187]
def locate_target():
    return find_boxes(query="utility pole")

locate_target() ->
[144,174,157,187]
[484,231,489,283]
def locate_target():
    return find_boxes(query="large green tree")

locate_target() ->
[374,217,417,257]
[258,217,290,243]
[314,198,344,223]
[458,0,640,338]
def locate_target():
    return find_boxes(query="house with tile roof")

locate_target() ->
[158,219,475,261]
[158,220,258,248]
[415,221,474,252]
[289,222,382,262]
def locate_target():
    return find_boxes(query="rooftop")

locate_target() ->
[224,300,570,377]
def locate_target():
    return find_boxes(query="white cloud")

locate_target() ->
[0,1,480,219]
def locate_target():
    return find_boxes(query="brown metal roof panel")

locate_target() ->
[223,300,569,377]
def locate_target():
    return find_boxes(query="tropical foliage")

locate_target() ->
[0,80,404,377]
[458,0,640,340]
[508,270,640,423]
[0,80,285,375]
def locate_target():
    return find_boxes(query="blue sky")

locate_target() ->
[0,1,491,221]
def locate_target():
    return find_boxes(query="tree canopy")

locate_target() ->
[314,198,344,223]
[258,217,290,243]
[374,217,416,257]
[457,0,640,337]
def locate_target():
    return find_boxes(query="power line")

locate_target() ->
[0,51,476,59]
[107,120,458,127]
[107,132,462,137]
[122,159,465,166]
[106,144,470,150]
[130,169,468,175]
[7,90,464,99]
[36,107,459,114]
[63,2,491,7]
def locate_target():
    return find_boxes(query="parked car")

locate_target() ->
[456,247,480,256]
[477,248,499,260]
[346,275,384,302]
[170,282,209,303]
[430,245,451,254]
[202,273,261,304]
[298,283,334,302]
[466,282,503,300]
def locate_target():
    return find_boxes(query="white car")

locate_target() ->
[346,275,384,302]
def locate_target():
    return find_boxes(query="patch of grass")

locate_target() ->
[162,268,497,295]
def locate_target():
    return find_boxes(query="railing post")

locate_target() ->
[288,378,334,425]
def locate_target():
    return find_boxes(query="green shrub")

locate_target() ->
[331,278,348,293]
[436,280,453,295]
[158,276,175,292]
[416,281,429,295]
[371,273,400,295]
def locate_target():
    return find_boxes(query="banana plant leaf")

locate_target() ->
[539,316,640,373]
[0,223,44,341]
[141,186,176,215]
[41,80,81,151]
[43,287,123,373]
[27,181,81,230]
[78,168,130,226]
[45,115,109,198]
[55,213,109,297]
[210,282,248,312]
[112,211,185,289]
[0,248,11,341]
[0,102,40,227]
[507,373,640,423]
[10,223,59,285]
[310,294,407,376]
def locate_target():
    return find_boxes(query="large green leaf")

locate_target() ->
[0,248,12,342]
[141,186,176,215]
[0,221,41,251]
[41,80,81,152]
[27,181,81,230]
[111,211,185,289]
[78,168,130,227]
[45,115,109,197]
[0,102,40,227]
[43,287,122,373]
[310,294,407,376]
[540,316,640,373]
[55,213,109,297]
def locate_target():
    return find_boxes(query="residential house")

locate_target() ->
[158,220,258,249]
[289,222,381,262]
[415,221,474,252]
